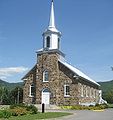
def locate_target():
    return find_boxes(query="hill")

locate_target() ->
[0,79,113,93]
[0,79,23,90]
[98,80,113,93]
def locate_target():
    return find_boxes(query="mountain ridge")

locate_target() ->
[0,79,23,90]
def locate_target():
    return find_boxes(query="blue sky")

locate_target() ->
[0,0,113,83]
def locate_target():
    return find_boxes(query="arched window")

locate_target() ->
[46,36,50,48]
[43,70,49,82]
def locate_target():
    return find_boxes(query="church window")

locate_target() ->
[46,36,50,48]
[81,85,84,97]
[43,70,49,82]
[64,85,70,97]
[90,88,93,98]
[93,89,95,98]
[29,83,35,97]
[86,87,88,97]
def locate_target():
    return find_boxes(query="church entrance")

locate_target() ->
[42,88,50,105]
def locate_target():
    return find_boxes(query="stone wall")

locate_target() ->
[35,51,60,104]
[23,51,100,106]
[23,66,37,104]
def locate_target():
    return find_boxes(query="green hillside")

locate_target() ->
[98,80,113,93]
[0,79,23,90]
[98,80,113,103]
[0,79,113,92]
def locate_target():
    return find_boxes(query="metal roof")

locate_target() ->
[59,60,100,86]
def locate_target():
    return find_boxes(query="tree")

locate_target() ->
[0,87,11,105]
[103,89,113,104]
[10,87,23,104]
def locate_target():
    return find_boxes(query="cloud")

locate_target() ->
[0,66,28,79]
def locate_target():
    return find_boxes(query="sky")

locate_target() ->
[0,0,113,83]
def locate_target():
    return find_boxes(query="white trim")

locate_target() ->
[64,85,70,97]
[93,89,96,98]
[81,85,84,97]
[43,70,49,82]
[42,88,50,104]
[86,87,88,97]
[59,60,100,86]
[29,84,34,97]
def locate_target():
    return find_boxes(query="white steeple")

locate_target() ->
[42,0,61,50]
[49,0,55,28]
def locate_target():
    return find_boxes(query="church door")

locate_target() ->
[42,88,50,105]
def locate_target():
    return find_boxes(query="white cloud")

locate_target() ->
[0,66,28,79]
[0,76,7,80]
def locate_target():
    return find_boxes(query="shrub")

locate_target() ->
[26,105,38,114]
[10,104,38,116]
[0,110,11,118]
[61,104,109,110]
[0,111,3,118]
[10,103,26,109]
[11,107,28,116]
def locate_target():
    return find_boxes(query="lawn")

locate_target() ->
[0,112,72,120]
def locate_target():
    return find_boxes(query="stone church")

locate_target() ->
[22,0,101,106]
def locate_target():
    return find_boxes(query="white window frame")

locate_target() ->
[43,70,49,82]
[29,84,35,97]
[86,87,88,97]
[64,85,70,97]
[90,88,93,98]
[81,85,84,97]
[93,89,95,98]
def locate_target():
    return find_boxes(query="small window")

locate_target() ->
[46,36,50,48]
[29,84,35,97]
[64,85,70,97]
[43,70,49,82]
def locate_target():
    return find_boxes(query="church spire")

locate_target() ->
[48,0,55,28]
[42,0,61,50]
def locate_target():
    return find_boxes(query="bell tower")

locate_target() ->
[42,0,61,50]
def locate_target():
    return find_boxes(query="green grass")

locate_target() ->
[0,112,72,120]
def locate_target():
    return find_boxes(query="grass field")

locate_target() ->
[0,112,72,120]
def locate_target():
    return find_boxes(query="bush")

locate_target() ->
[0,110,11,118]
[61,105,89,110]
[26,105,38,114]
[10,104,38,115]
[61,104,109,110]
[0,111,3,118]
[11,107,28,116]
[10,103,26,109]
